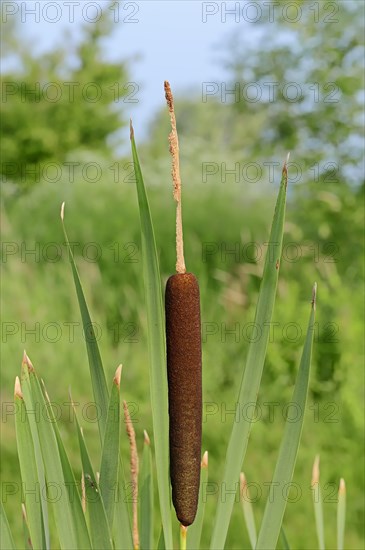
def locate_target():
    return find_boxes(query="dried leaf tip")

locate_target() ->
[312,282,317,310]
[201,450,208,469]
[14,376,23,399]
[311,454,320,486]
[22,350,34,372]
[21,503,27,520]
[240,472,247,492]
[60,201,65,221]
[282,151,290,183]
[339,478,346,495]
[114,364,122,388]
[143,429,151,446]
[130,118,134,140]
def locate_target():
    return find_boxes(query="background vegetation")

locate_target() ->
[1,1,364,548]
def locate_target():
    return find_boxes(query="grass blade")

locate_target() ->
[239,472,257,549]
[337,478,346,550]
[210,158,289,549]
[256,283,317,549]
[139,430,154,550]
[187,452,208,550]
[99,366,122,530]
[14,376,46,550]
[73,402,113,550]
[1,501,15,550]
[130,122,172,548]
[61,203,109,445]
[311,455,325,550]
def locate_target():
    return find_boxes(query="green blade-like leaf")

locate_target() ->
[14,377,46,550]
[337,479,346,550]
[73,404,113,550]
[239,472,257,549]
[157,527,166,550]
[256,284,317,549]
[20,354,50,549]
[23,360,92,549]
[99,366,122,530]
[1,501,15,550]
[41,383,91,550]
[22,503,32,549]
[130,123,172,549]
[210,160,289,549]
[112,459,133,550]
[311,455,325,550]
[280,526,290,549]
[139,431,154,550]
[61,203,109,445]
[187,452,208,550]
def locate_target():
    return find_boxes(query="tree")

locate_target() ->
[1,1,130,191]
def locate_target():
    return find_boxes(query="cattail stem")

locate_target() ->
[164,80,186,274]
[179,524,187,550]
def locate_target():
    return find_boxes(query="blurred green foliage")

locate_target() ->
[1,1,129,191]
[1,1,364,548]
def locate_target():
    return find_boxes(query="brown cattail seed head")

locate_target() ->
[165,272,202,526]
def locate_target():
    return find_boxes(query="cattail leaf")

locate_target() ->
[20,356,50,549]
[157,527,166,550]
[187,451,208,550]
[21,504,32,549]
[139,431,154,550]
[256,284,317,549]
[337,479,346,550]
[1,501,15,550]
[130,122,173,549]
[14,377,46,550]
[239,472,257,549]
[280,526,290,549]
[73,404,113,550]
[311,455,325,550]
[99,366,122,530]
[112,466,134,550]
[23,359,92,549]
[211,159,289,549]
[61,203,109,446]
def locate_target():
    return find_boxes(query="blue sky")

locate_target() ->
[9,1,251,149]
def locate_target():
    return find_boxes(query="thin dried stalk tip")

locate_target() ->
[14,376,23,399]
[114,364,123,388]
[21,503,27,520]
[143,429,151,446]
[312,282,317,310]
[164,80,186,274]
[22,350,34,372]
[123,400,139,550]
[339,478,346,495]
[201,450,208,469]
[311,454,320,486]
[130,118,134,140]
[60,201,65,221]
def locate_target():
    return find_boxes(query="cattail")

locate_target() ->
[164,81,202,527]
